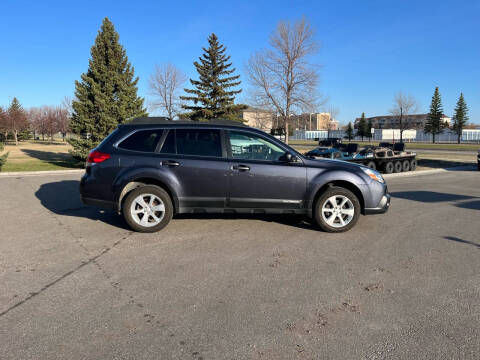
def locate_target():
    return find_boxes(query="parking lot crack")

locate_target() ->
[0,240,121,319]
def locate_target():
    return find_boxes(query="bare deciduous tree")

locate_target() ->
[61,96,73,117]
[148,64,187,120]
[245,17,324,144]
[55,106,70,141]
[28,107,46,140]
[389,92,419,142]
[29,106,69,141]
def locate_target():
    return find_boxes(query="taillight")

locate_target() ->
[87,150,111,165]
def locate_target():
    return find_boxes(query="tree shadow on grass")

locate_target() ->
[21,149,83,168]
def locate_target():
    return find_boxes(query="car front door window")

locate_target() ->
[229,131,286,161]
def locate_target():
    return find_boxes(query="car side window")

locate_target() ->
[228,131,286,161]
[176,129,222,157]
[159,130,176,154]
[118,129,163,152]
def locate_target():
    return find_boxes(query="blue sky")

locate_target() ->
[1,0,479,125]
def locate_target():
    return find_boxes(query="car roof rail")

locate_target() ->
[124,117,248,127]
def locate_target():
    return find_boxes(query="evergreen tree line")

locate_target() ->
[68,18,247,160]
[347,88,470,144]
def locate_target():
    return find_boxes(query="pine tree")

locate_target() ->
[180,33,246,121]
[452,93,468,144]
[68,18,147,160]
[345,122,354,141]
[424,87,445,143]
[7,98,29,145]
[357,112,367,140]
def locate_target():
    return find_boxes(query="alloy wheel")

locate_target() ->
[321,195,355,228]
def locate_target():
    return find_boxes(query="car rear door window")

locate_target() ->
[118,129,163,152]
[160,130,176,154]
[176,129,222,157]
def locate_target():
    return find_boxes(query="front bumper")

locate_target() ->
[364,193,391,215]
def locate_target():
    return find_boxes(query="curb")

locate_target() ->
[383,165,476,179]
[0,169,85,177]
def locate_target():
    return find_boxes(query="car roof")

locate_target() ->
[121,117,249,129]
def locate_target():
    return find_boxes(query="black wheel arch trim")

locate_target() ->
[112,167,179,213]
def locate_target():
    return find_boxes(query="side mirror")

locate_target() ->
[281,152,300,163]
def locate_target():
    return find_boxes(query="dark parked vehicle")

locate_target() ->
[318,138,343,147]
[477,150,480,170]
[80,118,390,233]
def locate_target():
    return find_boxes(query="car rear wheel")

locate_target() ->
[384,161,394,174]
[123,185,173,233]
[314,187,360,233]
[366,161,376,170]
[394,161,403,173]
[402,160,410,172]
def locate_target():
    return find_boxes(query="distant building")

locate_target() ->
[242,106,274,132]
[354,114,451,130]
[289,112,339,131]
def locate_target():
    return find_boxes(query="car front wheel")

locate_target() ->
[314,187,360,233]
[123,185,173,233]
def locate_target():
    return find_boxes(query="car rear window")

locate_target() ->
[176,129,222,157]
[118,129,163,152]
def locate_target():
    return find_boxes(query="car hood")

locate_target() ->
[302,156,368,172]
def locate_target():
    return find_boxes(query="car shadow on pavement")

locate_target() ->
[390,191,477,203]
[444,236,480,249]
[35,180,130,230]
[174,213,315,231]
[35,180,315,231]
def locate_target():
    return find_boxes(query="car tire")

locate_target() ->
[366,161,376,170]
[402,160,410,172]
[410,159,417,171]
[314,186,360,233]
[122,185,173,233]
[384,161,394,174]
[394,161,403,173]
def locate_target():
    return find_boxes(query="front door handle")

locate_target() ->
[232,164,250,172]
[161,160,180,167]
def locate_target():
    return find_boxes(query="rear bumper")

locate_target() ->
[80,196,116,210]
[364,193,391,215]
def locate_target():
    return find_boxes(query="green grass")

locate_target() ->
[1,158,83,172]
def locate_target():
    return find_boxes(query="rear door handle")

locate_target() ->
[232,164,250,172]
[161,160,180,167]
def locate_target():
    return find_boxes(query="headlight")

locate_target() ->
[362,168,384,183]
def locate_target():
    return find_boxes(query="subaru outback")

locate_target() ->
[80,118,390,233]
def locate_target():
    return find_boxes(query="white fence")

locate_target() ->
[290,129,480,143]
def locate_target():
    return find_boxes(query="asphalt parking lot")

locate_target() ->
[0,169,479,359]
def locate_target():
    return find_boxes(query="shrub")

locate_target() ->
[0,151,9,171]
